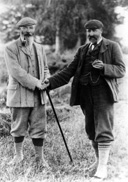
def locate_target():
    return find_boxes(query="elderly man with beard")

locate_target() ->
[4,17,50,167]
[42,19,125,181]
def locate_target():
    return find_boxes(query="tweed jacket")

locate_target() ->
[49,38,126,106]
[4,38,50,107]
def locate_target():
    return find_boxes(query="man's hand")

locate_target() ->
[37,79,50,90]
[36,80,44,90]
[41,78,50,90]
[92,59,104,70]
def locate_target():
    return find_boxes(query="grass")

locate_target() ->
[0,107,94,182]
[0,53,128,182]
[0,101,128,182]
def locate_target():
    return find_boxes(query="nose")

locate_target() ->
[26,27,31,31]
[89,30,94,36]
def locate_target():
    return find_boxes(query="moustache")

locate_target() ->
[24,32,33,37]
[88,36,97,41]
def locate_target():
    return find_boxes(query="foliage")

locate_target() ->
[0,113,11,136]
[120,0,128,6]
[0,0,125,49]
[46,50,75,74]
[0,56,8,84]
[0,87,7,109]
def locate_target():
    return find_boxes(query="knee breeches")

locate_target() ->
[10,105,47,139]
[80,83,114,142]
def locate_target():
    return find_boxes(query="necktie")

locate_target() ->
[90,43,97,51]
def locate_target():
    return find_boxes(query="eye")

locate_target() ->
[21,27,27,30]
[86,29,91,33]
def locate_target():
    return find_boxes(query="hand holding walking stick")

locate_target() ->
[41,80,73,163]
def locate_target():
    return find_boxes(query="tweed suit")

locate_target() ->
[48,37,126,142]
[4,38,50,138]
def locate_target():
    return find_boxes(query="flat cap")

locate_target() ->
[16,17,37,28]
[84,19,104,29]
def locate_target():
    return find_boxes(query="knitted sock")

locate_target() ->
[14,137,24,160]
[32,138,44,160]
[14,142,23,159]
[32,138,49,168]
[33,145,50,169]
[35,146,44,160]
[94,142,111,178]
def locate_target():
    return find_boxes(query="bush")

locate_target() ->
[0,56,8,84]
[0,87,7,109]
[47,50,75,75]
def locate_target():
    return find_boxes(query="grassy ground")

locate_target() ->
[0,55,128,182]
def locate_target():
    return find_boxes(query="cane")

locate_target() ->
[46,89,73,163]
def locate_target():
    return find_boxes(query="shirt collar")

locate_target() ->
[97,37,102,45]
[89,37,102,46]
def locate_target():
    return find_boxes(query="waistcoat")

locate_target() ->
[79,42,104,86]
[26,44,41,106]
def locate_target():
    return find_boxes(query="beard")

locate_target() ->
[22,34,34,46]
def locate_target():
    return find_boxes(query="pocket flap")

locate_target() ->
[7,84,18,90]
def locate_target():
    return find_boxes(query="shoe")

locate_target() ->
[90,166,107,182]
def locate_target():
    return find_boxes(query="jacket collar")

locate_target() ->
[99,37,109,53]
[84,37,109,53]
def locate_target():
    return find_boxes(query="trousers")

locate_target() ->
[80,81,114,142]
[10,104,47,139]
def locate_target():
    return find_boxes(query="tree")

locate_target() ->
[0,0,126,53]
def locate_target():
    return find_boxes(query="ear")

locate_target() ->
[100,28,103,33]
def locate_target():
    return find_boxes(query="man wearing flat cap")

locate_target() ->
[42,19,126,181]
[4,17,50,167]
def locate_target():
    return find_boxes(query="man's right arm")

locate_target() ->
[44,48,81,90]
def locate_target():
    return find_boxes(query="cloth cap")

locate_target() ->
[84,19,103,29]
[16,17,37,28]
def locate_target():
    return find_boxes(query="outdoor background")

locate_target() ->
[0,0,128,182]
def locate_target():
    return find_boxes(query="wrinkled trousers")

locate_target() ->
[80,81,114,142]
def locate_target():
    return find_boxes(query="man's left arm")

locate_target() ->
[103,42,126,78]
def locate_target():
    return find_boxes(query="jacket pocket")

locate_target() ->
[7,84,20,107]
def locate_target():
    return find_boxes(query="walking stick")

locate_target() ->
[46,89,73,163]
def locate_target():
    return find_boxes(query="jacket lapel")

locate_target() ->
[98,38,109,61]
[17,38,30,56]
[79,44,89,67]
[99,38,109,53]
[33,42,42,77]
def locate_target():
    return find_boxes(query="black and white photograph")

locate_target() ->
[0,0,128,182]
